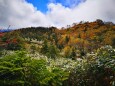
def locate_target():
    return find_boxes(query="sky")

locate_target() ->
[0,0,115,29]
[26,0,83,13]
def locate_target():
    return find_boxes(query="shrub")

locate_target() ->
[0,51,69,86]
[67,46,115,86]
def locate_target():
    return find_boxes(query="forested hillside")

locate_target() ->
[2,19,114,59]
[0,20,115,86]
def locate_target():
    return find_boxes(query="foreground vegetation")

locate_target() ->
[0,46,115,86]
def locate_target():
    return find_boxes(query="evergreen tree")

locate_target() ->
[47,44,59,59]
[40,40,49,54]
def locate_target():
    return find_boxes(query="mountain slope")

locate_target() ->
[0,20,115,58]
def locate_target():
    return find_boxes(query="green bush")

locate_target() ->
[0,51,69,86]
[0,51,29,85]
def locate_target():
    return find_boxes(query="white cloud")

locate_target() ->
[46,0,115,27]
[0,0,115,29]
[0,0,52,29]
[72,0,115,22]
[47,3,74,27]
